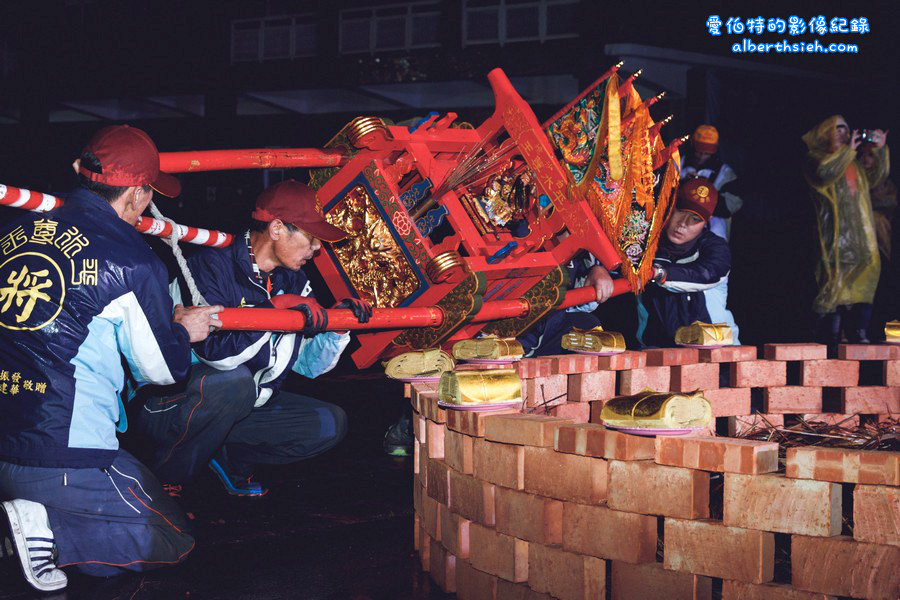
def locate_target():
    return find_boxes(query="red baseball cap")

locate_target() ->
[676,176,718,222]
[78,125,181,198]
[251,180,348,242]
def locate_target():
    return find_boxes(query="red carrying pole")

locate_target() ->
[159,148,347,173]
[217,280,632,332]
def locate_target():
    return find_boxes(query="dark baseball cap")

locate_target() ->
[251,179,347,242]
[78,125,181,198]
[676,176,718,222]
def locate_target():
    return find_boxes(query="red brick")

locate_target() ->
[644,347,700,366]
[550,353,599,374]
[447,406,520,437]
[427,459,451,506]
[728,413,784,436]
[841,386,900,414]
[703,387,751,417]
[763,343,828,361]
[496,580,553,599]
[445,428,474,474]
[724,473,841,536]
[549,402,591,423]
[414,413,425,443]
[523,447,607,503]
[554,423,587,455]
[421,491,442,541]
[596,350,647,370]
[722,581,837,600]
[671,363,720,392]
[455,361,513,372]
[792,535,900,599]
[655,436,779,474]
[440,505,471,559]
[786,446,900,485]
[853,485,900,547]
[562,503,657,563]
[483,414,572,447]
[419,528,431,572]
[608,460,709,519]
[837,343,900,360]
[421,392,449,424]
[412,381,439,407]
[618,366,672,395]
[473,438,524,490]
[429,538,457,593]
[612,561,712,600]
[800,359,859,387]
[764,386,823,413]
[455,559,497,600]
[404,382,412,399]
[413,513,420,552]
[523,374,568,409]
[664,519,774,584]
[495,487,563,545]
[799,413,859,427]
[414,440,424,478]
[449,469,496,527]
[427,420,446,459]
[527,543,605,600]
[886,360,900,386]
[517,357,554,379]
[584,426,656,461]
[698,345,757,363]
[567,370,616,402]
[468,522,528,582]
[730,360,786,388]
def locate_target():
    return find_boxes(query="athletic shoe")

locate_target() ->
[209,449,268,497]
[1,500,68,592]
[383,414,413,457]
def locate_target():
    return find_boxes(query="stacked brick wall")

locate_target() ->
[411,343,899,599]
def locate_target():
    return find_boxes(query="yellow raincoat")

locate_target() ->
[802,115,890,313]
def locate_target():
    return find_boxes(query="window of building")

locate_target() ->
[339,2,441,54]
[462,0,578,46]
[231,13,318,63]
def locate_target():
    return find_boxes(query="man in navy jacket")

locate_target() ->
[0,126,222,592]
[639,177,734,347]
[133,180,370,497]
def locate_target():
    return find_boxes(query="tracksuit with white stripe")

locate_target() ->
[0,188,195,575]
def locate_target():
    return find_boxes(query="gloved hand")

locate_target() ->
[270,294,328,333]
[334,297,373,324]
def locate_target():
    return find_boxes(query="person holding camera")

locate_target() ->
[802,115,890,343]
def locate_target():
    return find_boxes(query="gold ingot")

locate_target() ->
[452,336,523,361]
[561,326,626,353]
[600,390,711,429]
[439,369,522,408]
[885,321,900,344]
[384,349,454,380]
[674,321,733,346]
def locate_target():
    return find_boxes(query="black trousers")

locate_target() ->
[131,364,348,484]
[517,310,602,357]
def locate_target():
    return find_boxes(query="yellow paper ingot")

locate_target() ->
[561,326,626,354]
[452,336,524,361]
[384,349,455,379]
[674,321,733,346]
[438,369,523,408]
[885,321,900,344]
[600,390,711,429]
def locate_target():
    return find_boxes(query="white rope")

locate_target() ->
[149,200,208,307]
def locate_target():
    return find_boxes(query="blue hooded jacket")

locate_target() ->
[0,188,192,468]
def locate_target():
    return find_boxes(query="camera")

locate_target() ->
[859,129,876,143]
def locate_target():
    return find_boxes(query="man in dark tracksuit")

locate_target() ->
[639,177,732,347]
[133,180,369,496]
[0,126,222,592]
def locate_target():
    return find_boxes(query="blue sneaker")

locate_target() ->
[208,451,268,497]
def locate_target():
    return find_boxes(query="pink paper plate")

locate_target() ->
[438,400,523,411]
[571,349,623,356]
[392,375,442,383]
[464,358,520,364]
[604,425,705,437]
